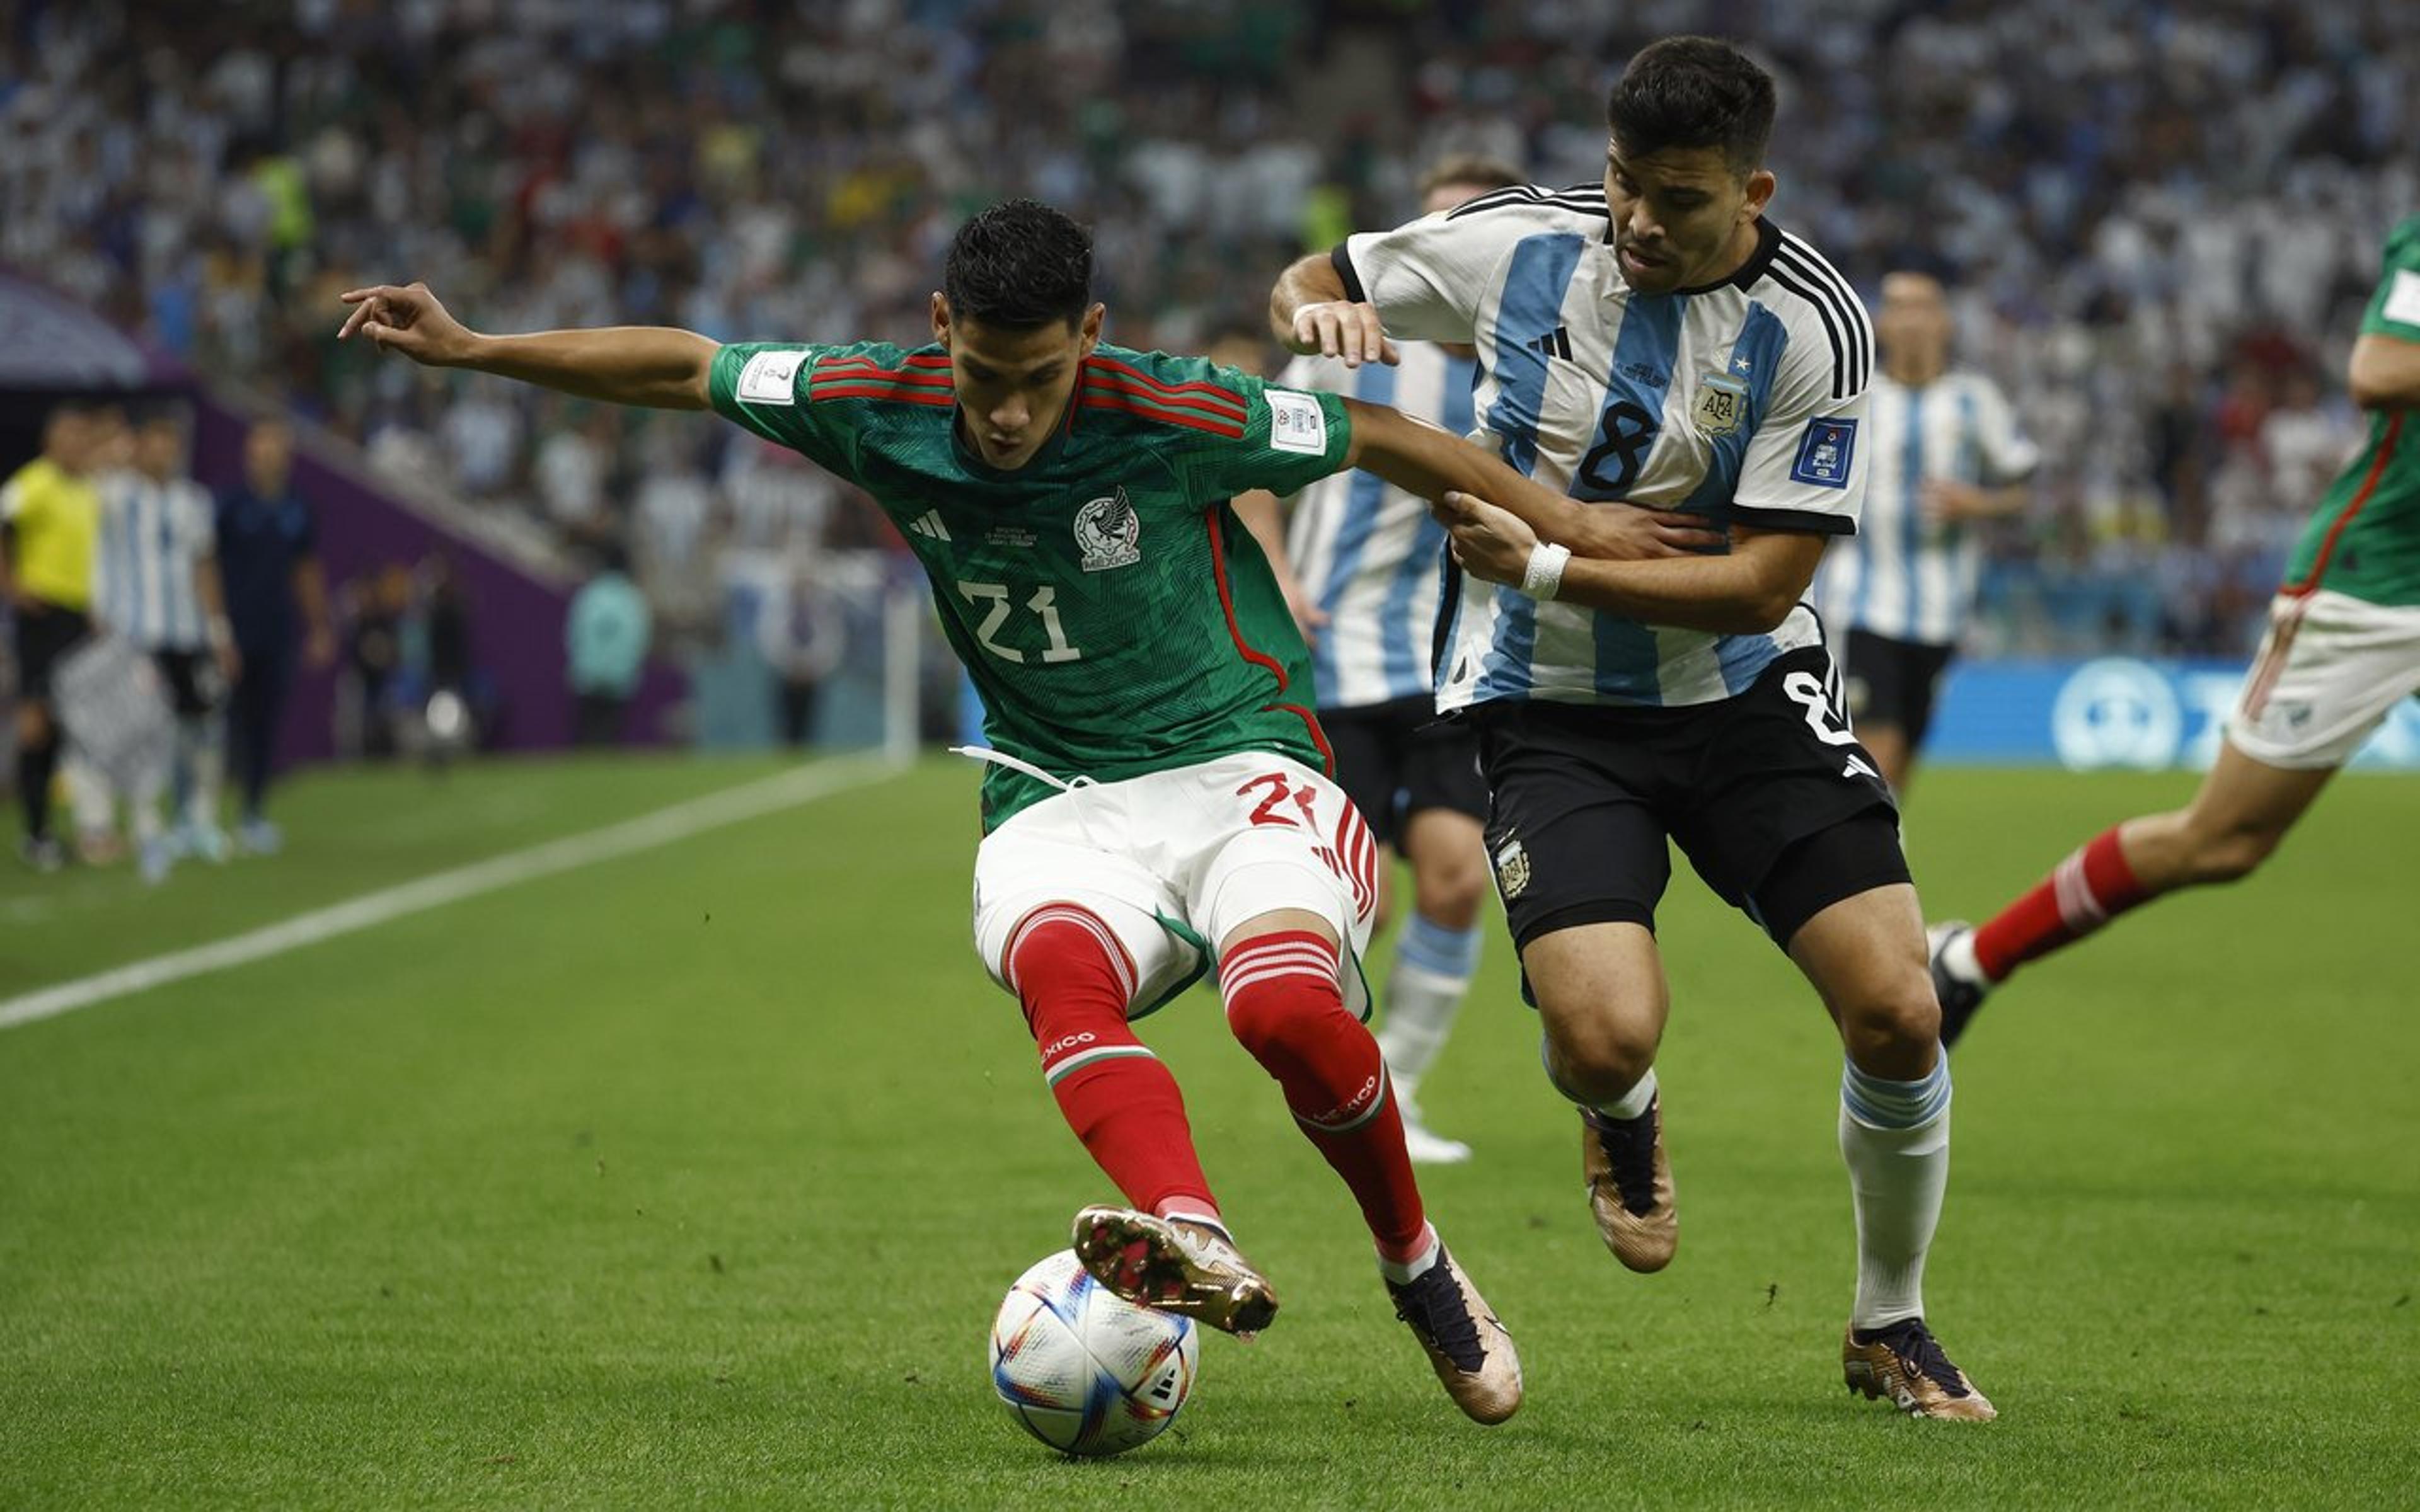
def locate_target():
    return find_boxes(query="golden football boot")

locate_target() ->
[1581,1099,1678,1272]
[1843,1319,1997,1421]
[1386,1246,1523,1425]
[1072,1206,1279,1336]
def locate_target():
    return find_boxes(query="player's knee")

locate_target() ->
[1841,970,1941,1065]
[1410,856,1488,932]
[1005,911,1131,1035]
[2187,822,2282,885]
[1542,1010,1659,1102]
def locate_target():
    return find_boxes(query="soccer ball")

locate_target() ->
[988,1249,1198,1457]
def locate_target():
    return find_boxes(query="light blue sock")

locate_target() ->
[1376,914,1482,1085]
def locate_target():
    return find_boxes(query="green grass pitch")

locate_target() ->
[3,755,2414,1508]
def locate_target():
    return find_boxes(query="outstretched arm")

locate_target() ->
[338,283,717,411]
[1270,253,1398,369]
[1432,489,1823,636]
[1340,398,1719,562]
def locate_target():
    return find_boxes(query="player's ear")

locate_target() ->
[1738,168,1777,223]
[1077,302,1105,355]
[931,293,953,347]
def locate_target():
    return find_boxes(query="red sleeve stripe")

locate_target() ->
[1078,394,1245,438]
[1085,355,1249,416]
[807,384,954,407]
[1081,373,1251,422]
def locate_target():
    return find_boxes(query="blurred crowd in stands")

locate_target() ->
[6,0,2414,659]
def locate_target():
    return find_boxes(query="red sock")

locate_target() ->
[1973,825,2153,980]
[1009,907,1218,1219]
[1219,929,1429,1261]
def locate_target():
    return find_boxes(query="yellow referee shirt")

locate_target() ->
[0,457,99,611]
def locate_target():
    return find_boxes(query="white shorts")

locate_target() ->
[2228,590,2420,769]
[971,752,1380,1019]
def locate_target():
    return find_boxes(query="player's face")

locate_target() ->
[1877,272,1952,374]
[933,297,1105,471]
[135,423,183,479]
[245,423,294,491]
[1604,141,1774,294]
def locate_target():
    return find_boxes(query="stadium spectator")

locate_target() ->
[2,405,101,872]
[6,2,2411,665]
[215,418,335,854]
[567,542,651,747]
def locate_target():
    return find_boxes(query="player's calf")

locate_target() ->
[1220,927,1431,1264]
[1010,906,1219,1221]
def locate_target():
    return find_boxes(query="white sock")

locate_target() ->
[1376,1222,1443,1284]
[1940,927,1992,987]
[180,719,224,831]
[1599,1066,1658,1121]
[1375,915,1480,1083]
[1839,1058,1952,1331]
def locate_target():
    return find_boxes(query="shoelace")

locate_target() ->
[1586,1104,1661,1218]
[1877,1321,1969,1397]
[1391,1263,1485,1372]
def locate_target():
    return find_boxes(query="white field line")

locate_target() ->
[0,758,902,1033]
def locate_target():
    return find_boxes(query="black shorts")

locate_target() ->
[1473,645,1908,951]
[152,648,226,718]
[1320,695,1488,848]
[1841,629,1956,748]
[11,605,91,701]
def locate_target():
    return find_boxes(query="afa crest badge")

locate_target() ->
[1492,837,1531,900]
[1693,373,1748,438]
[1076,486,1141,571]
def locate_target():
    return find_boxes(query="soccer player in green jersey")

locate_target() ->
[335,199,1582,1424]
[1928,214,2420,1043]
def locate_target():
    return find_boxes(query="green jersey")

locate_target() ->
[708,339,1354,828]
[2283,215,2420,606]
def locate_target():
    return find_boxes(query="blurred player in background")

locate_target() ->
[216,418,336,854]
[328,198,1615,1424]
[1817,272,2037,796]
[1274,37,1994,1419]
[60,405,137,866]
[566,541,650,748]
[1238,153,1529,1165]
[92,406,239,880]
[1931,215,2420,1043]
[2,404,100,873]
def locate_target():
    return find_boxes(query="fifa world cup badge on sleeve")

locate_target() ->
[1266,389,1329,455]
[1790,417,1858,488]
[737,348,807,404]
[2384,269,2420,328]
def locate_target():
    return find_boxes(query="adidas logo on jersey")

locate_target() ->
[1527,326,1574,361]
[907,510,950,541]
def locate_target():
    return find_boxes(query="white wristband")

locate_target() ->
[1519,541,1571,601]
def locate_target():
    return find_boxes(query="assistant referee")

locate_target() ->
[2,404,102,871]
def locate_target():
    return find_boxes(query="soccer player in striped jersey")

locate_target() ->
[1246,153,1720,1166]
[93,408,239,879]
[1930,215,2420,1045]
[335,199,1567,1424]
[1274,37,1993,1419]
[1818,272,2038,796]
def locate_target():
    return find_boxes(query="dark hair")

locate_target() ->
[1417,153,1526,200]
[942,198,1095,331]
[1606,37,1775,174]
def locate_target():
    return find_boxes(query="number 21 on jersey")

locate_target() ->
[957,580,1083,664]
